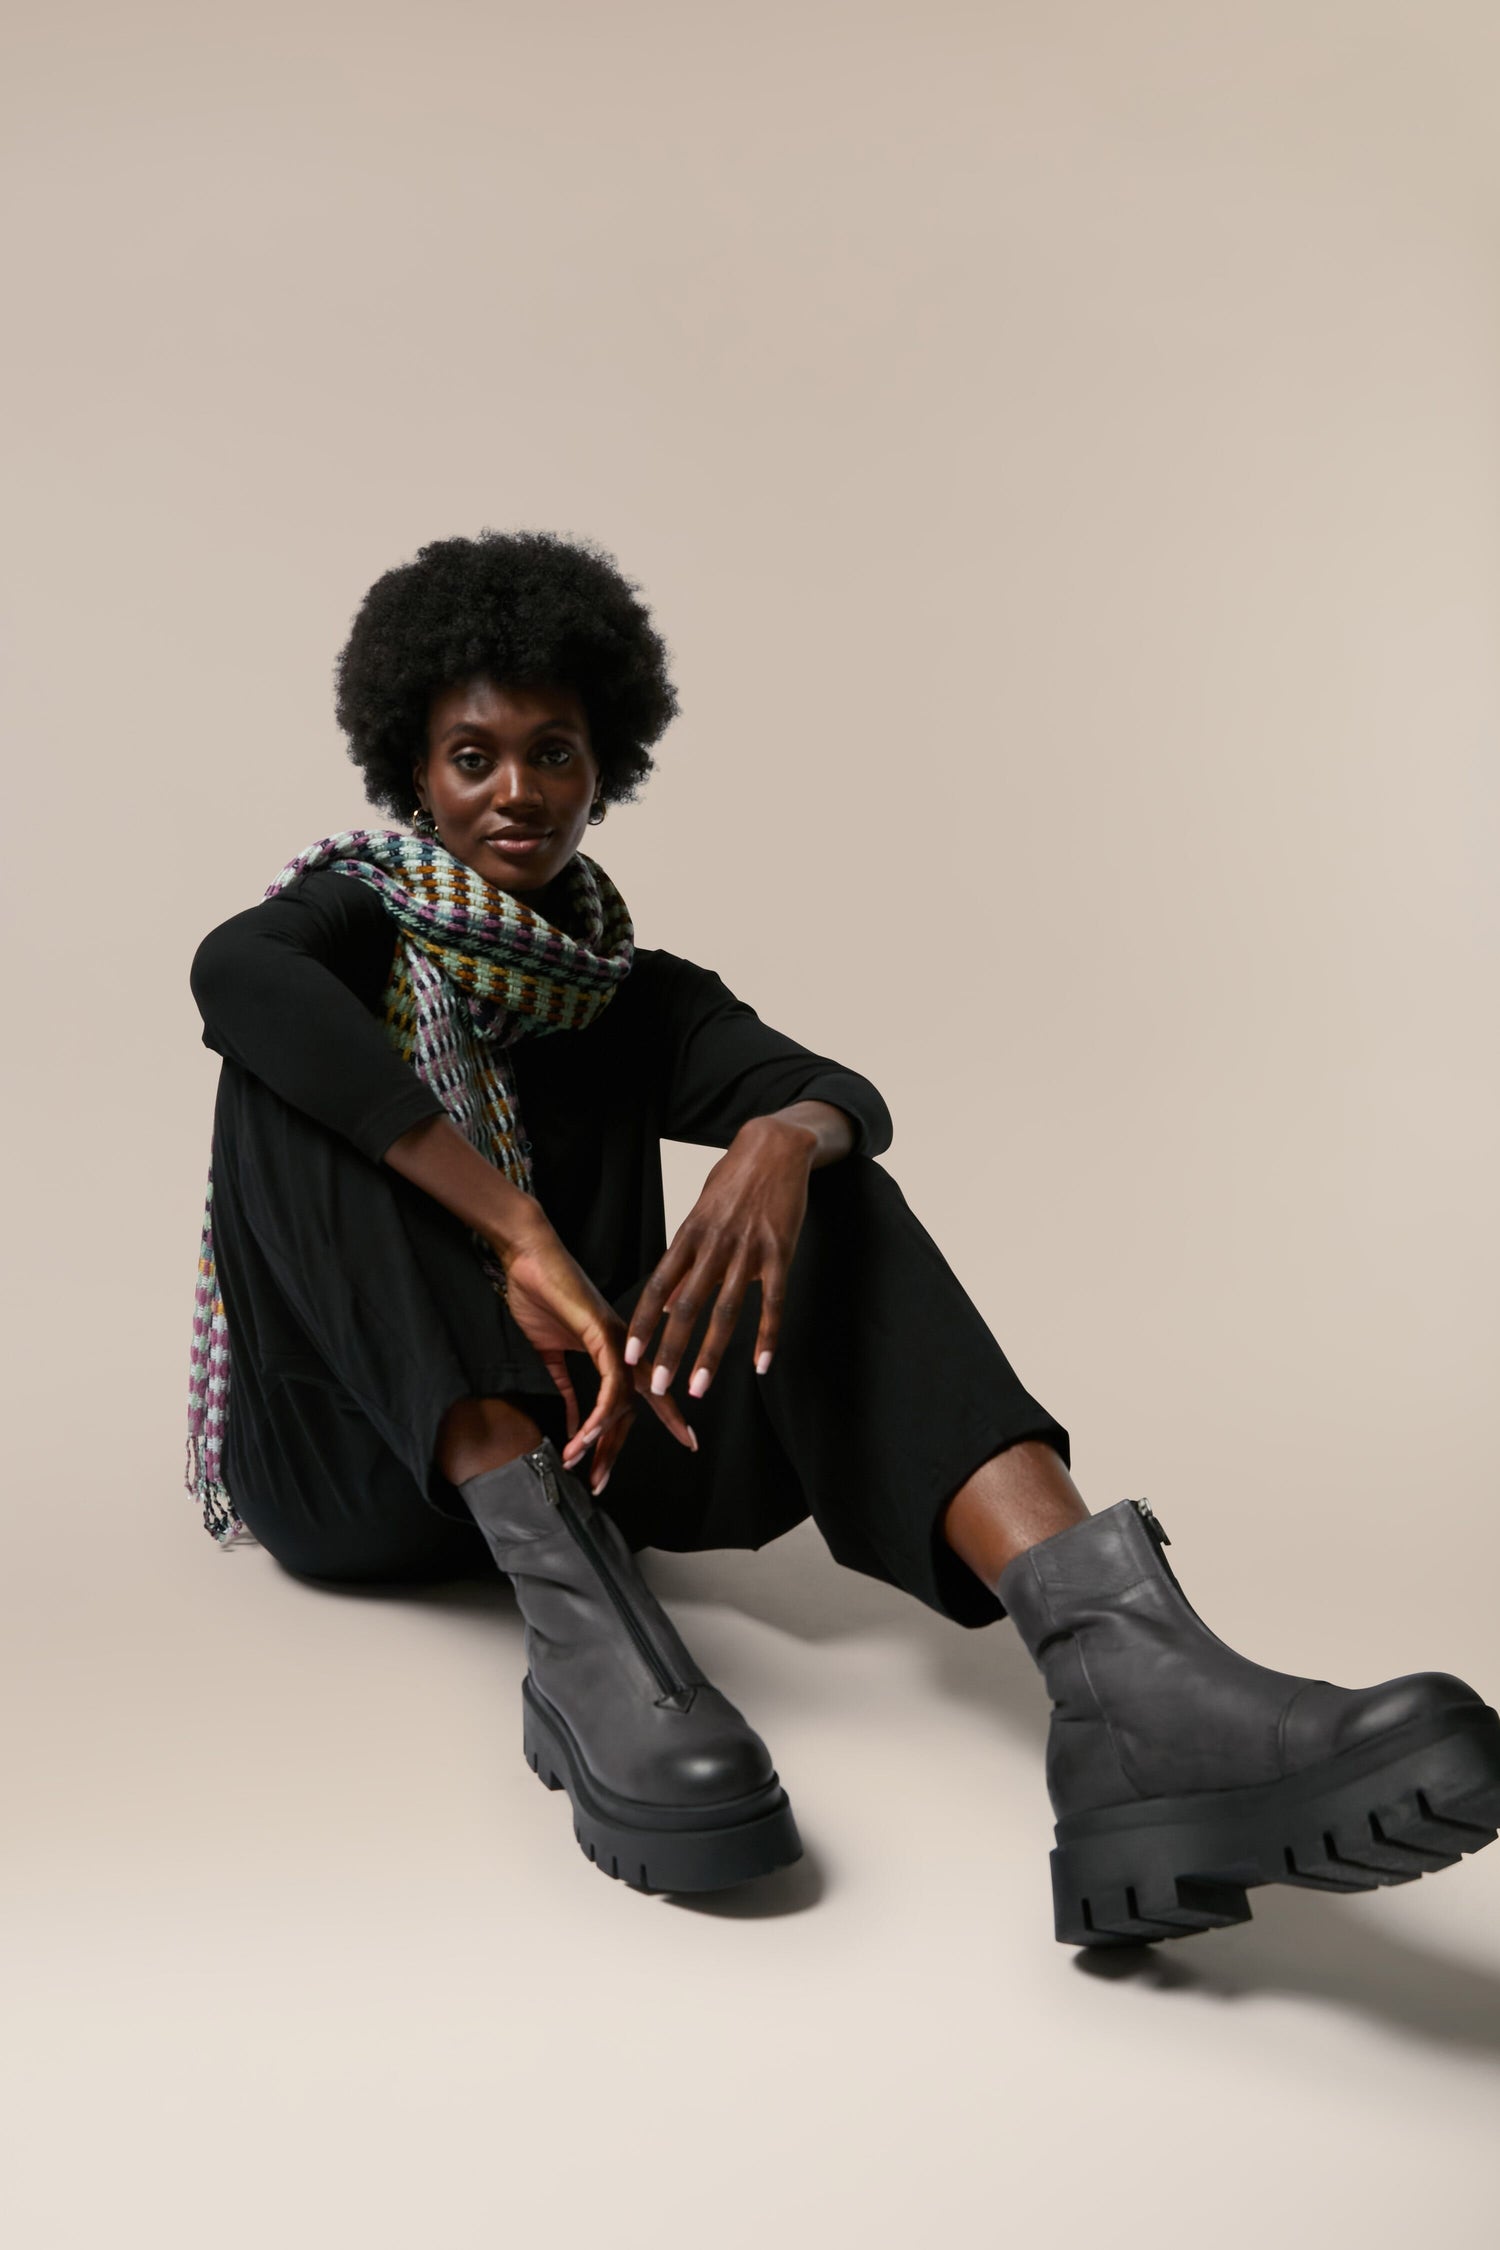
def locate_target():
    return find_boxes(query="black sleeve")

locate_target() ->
[189,867,449,1164]
[652,950,893,1158]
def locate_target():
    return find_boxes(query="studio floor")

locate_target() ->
[8,1423,1498,2250]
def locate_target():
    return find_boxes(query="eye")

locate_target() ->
[536,740,574,766]
[453,748,489,773]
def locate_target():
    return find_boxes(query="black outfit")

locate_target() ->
[190,868,1070,1629]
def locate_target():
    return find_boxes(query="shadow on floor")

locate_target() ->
[295,1519,1050,1752]
[1076,1887,1500,2058]
[663,1850,828,1920]
[644,1524,1053,1755]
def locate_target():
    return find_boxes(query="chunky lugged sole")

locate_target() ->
[1051,1705,1500,1947]
[521,1675,804,1895]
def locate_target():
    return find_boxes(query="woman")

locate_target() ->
[186,529,1500,1945]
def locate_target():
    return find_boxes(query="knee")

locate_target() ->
[804,1150,901,1221]
[791,1151,907,1270]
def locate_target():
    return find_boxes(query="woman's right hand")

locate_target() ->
[497,1215,697,1492]
[382,1115,696,1494]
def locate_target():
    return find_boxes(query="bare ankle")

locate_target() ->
[436,1395,545,1484]
[941,1437,1089,1588]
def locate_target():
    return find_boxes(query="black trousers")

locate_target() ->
[209,1064,1072,1630]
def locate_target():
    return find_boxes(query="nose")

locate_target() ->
[492,751,547,811]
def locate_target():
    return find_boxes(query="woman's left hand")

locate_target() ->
[623,1114,822,1401]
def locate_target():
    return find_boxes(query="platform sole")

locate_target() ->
[521,1675,804,1895]
[1051,1705,1500,1947]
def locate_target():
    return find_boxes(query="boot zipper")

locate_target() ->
[1132,1496,1171,1546]
[525,1447,693,1705]
[1131,1494,1211,1612]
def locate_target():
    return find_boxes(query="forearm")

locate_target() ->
[735,1098,857,1171]
[383,1113,550,1252]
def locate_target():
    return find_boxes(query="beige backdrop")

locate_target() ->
[5,3,1498,2244]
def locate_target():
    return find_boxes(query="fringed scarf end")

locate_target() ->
[184,1435,260,1550]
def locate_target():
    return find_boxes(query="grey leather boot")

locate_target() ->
[460,1434,801,1894]
[997,1498,1500,1946]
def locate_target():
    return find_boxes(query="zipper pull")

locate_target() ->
[527,1445,562,1508]
[1132,1496,1170,1546]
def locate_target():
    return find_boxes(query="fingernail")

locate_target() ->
[688,1367,710,1399]
[686,1427,699,1452]
[623,1338,642,1366]
[756,1351,773,1375]
[650,1364,670,1396]
[593,1467,611,1494]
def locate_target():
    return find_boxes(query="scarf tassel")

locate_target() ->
[184,1433,260,1547]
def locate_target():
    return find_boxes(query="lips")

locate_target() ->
[484,830,553,853]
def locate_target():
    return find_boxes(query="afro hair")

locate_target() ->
[334,529,680,821]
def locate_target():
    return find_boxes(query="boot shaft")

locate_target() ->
[460,1437,706,1709]
[997,1499,1310,1812]
[460,1434,785,1829]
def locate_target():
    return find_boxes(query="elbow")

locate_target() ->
[846,1075,894,1159]
[802,1068,892,1161]
[189,929,226,1018]
[189,921,244,1028]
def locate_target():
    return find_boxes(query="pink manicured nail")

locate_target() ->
[593,1467,611,1494]
[756,1351,773,1375]
[650,1364,670,1396]
[686,1427,699,1452]
[623,1337,642,1366]
[688,1367,710,1399]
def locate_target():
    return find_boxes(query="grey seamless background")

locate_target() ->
[5,5,1499,2245]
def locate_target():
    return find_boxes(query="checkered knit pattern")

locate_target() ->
[185,828,635,1547]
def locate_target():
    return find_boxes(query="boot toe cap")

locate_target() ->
[665,1734,776,1801]
[1285,1670,1488,1765]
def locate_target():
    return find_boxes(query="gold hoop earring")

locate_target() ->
[587,798,606,826]
[412,806,437,837]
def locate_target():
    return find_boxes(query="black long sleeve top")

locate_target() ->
[190,867,894,1301]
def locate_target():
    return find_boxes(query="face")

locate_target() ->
[413,676,602,906]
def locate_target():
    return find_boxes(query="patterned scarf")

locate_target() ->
[184,827,634,1548]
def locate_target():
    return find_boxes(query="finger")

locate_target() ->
[589,1387,640,1491]
[636,1364,699,1452]
[645,1249,730,1398]
[561,1334,632,1469]
[623,1238,695,1369]
[751,1264,787,1376]
[596,1341,710,1488]
[545,1355,581,1441]
[590,1401,638,1492]
[683,1255,756,1398]
[563,1379,629,1473]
